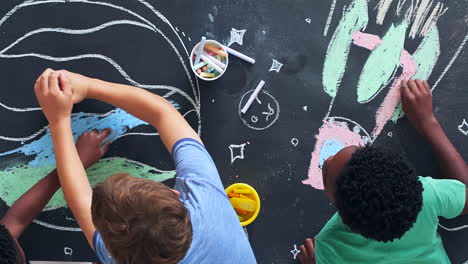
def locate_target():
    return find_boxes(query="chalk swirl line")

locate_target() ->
[0,0,200,103]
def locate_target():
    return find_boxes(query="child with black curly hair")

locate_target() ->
[298,80,468,264]
[0,130,112,264]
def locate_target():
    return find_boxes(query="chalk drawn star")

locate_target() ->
[458,119,468,136]
[290,244,300,259]
[291,138,299,147]
[228,28,246,46]
[229,142,249,164]
[269,59,284,72]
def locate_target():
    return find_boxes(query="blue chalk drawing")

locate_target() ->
[319,139,345,167]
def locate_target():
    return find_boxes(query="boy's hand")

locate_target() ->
[56,70,93,104]
[76,129,112,169]
[298,238,316,264]
[401,79,438,134]
[34,69,73,126]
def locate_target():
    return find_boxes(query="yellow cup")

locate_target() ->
[225,183,260,226]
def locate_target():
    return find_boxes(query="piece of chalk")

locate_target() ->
[241,80,265,114]
[193,61,207,70]
[233,188,252,194]
[200,54,224,73]
[230,198,256,212]
[196,69,201,74]
[240,194,253,200]
[228,193,240,198]
[238,215,244,221]
[204,45,229,57]
[200,72,215,78]
[234,208,249,215]
[223,45,255,64]
[194,36,206,65]
[202,52,226,69]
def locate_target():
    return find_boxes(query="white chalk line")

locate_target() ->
[439,223,468,232]
[325,116,373,144]
[33,219,82,232]
[0,0,199,104]
[324,0,338,36]
[432,32,468,91]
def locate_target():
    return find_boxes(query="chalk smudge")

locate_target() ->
[0,107,176,167]
[357,23,407,104]
[323,0,368,98]
[0,157,175,209]
[304,120,365,189]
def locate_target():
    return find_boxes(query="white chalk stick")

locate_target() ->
[223,45,255,64]
[202,51,226,69]
[241,80,265,114]
[200,54,224,73]
[194,36,206,65]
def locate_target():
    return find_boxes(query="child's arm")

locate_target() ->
[34,69,111,246]
[0,170,59,239]
[401,80,468,214]
[60,70,202,153]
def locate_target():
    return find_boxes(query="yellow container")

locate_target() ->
[225,183,260,226]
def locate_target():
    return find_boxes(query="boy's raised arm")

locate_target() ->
[60,70,202,153]
[34,69,109,246]
[401,79,468,214]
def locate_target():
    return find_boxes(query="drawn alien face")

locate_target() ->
[0,0,199,231]
[238,90,280,130]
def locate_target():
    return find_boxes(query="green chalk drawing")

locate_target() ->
[357,23,408,103]
[322,0,368,97]
[0,158,175,209]
[392,26,440,122]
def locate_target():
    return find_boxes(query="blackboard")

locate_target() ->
[0,0,467,263]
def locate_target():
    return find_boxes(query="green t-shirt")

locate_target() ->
[315,177,466,264]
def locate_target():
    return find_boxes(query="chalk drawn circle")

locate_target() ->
[238,90,280,130]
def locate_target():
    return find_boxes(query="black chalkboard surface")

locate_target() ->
[0,0,467,263]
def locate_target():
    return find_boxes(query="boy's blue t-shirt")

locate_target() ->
[93,138,257,264]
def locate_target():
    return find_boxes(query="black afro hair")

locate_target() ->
[0,223,19,264]
[335,145,423,242]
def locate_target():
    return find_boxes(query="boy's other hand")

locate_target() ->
[401,79,438,134]
[34,69,73,126]
[298,238,316,264]
[56,70,93,104]
[76,129,112,169]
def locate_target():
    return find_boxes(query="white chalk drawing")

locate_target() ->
[188,36,191,41]
[303,106,308,111]
[290,244,300,260]
[387,131,393,137]
[238,90,280,131]
[323,0,337,36]
[269,59,284,72]
[255,96,262,104]
[208,13,214,23]
[251,115,259,123]
[0,0,201,232]
[432,33,468,91]
[227,28,246,46]
[458,119,468,136]
[262,103,275,121]
[229,142,249,164]
[375,0,447,38]
[305,18,311,24]
[438,223,468,232]
[64,247,73,256]
[291,138,299,147]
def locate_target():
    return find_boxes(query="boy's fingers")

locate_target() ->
[39,69,52,94]
[48,71,60,94]
[415,79,425,93]
[97,128,112,140]
[407,80,420,96]
[100,141,112,155]
[401,80,412,97]
[305,238,315,255]
[59,72,72,95]
[422,81,430,92]
[299,244,309,259]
